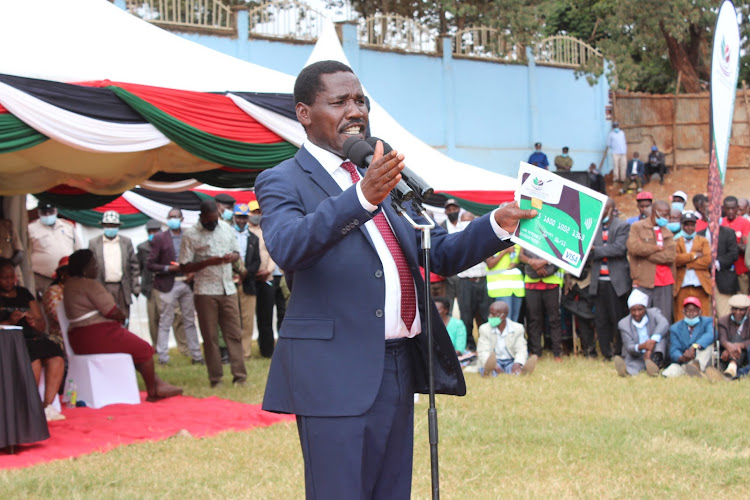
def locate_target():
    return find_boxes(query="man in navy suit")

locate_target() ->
[255,60,535,499]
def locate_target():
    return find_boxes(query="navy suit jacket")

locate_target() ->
[256,146,509,417]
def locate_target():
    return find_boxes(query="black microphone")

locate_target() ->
[342,137,414,203]
[366,137,434,200]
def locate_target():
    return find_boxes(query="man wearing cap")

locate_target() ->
[718,294,750,378]
[89,211,140,323]
[148,208,204,365]
[180,200,245,386]
[590,198,631,360]
[137,219,164,346]
[671,191,687,212]
[673,212,711,321]
[626,191,652,225]
[553,147,573,172]
[215,193,237,225]
[28,202,84,294]
[528,142,549,170]
[247,200,279,358]
[721,196,750,295]
[663,297,721,379]
[646,145,666,185]
[614,289,669,377]
[440,198,463,313]
[607,122,627,183]
[627,200,677,321]
[231,202,261,359]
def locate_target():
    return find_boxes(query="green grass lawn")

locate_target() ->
[3,352,749,499]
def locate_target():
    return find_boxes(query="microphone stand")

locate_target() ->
[391,196,440,500]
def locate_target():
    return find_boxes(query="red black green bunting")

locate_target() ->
[232,92,297,121]
[0,113,47,153]
[57,208,149,229]
[109,86,298,170]
[34,189,121,210]
[0,74,146,123]
[132,187,204,211]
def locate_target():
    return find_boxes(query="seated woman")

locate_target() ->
[0,258,65,421]
[62,249,182,402]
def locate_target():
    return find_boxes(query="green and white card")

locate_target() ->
[511,162,607,277]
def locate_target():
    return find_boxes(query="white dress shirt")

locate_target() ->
[303,140,509,339]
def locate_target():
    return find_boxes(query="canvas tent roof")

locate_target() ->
[0,0,515,215]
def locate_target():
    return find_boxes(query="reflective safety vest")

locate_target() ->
[523,266,564,287]
[487,245,526,298]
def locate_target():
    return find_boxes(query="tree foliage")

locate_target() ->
[335,0,750,93]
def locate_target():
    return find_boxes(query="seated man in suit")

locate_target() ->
[254,60,535,499]
[477,301,537,376]
[615,289,669,377]
[620,151,645,194]
[663,297,722,380]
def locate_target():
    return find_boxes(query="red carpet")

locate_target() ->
[0,393,294,470]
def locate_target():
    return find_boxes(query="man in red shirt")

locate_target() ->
[721,196,750,294]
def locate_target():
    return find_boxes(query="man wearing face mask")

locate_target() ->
[590,198,631,361]
[627,200,677,322]
[148,208,203,365]
[667,208,683,240]
[718,294,750,378]
[553,146,573,172]
[231,203,261,359]
[88,211,140,324]
[439,198,463,316]
[214,193,237,225]
[671,191,687,213]
[663,297,722,379]
[607,122,627,183]
[476,301,537,376]
[721,196,750,295]
[180,200,246,387]
[28,202,83,294]
[626,191,652,225]
[614,289,669,377]
[673,212,711,321]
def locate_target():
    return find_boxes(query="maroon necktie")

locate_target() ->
[340,161,416,328]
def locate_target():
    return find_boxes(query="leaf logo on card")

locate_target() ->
[531,177,544,191]
[583,217,593,231]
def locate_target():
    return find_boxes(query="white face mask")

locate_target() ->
[631,315,649,329]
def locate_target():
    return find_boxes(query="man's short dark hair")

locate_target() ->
[693,193,707,208]
[723,195,738,206]
[294,60,354,106]
[200,199,218,215]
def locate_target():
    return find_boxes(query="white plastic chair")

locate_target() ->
[56,302,140,409]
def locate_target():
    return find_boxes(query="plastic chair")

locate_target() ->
[56,302,140,409]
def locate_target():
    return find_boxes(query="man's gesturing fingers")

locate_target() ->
[360,140,405,206]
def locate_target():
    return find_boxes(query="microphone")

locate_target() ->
[343,137,414,203]
[366,137,434,200]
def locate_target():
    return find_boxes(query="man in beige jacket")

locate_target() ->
[477,301,537,376]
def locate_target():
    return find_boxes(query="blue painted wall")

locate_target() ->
[142,10,613,179]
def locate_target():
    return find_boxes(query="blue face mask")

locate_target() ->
[561,153,568,157]
[40,214,57,226]
[731,314,746,325]
[613,127,620,133]
[222,209,233,221]
[233,223,246,232]
[166,218,181,230]
[671,202,685,212]
[103,228,119,239]
[667,222,681,233]
[148,234,154,242]
[602,216,610,224]
[655,217,668,228]
[684,316,700,327]
[683,231,695,240]
[488,317,502,328]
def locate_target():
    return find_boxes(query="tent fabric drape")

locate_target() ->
[0,114,47,154]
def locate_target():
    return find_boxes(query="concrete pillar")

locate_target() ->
[232,6,249,62]
[526,46,538,149]
[441,36,455,155]
[338,22,360,74]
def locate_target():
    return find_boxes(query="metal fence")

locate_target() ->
[126,0,233,31]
